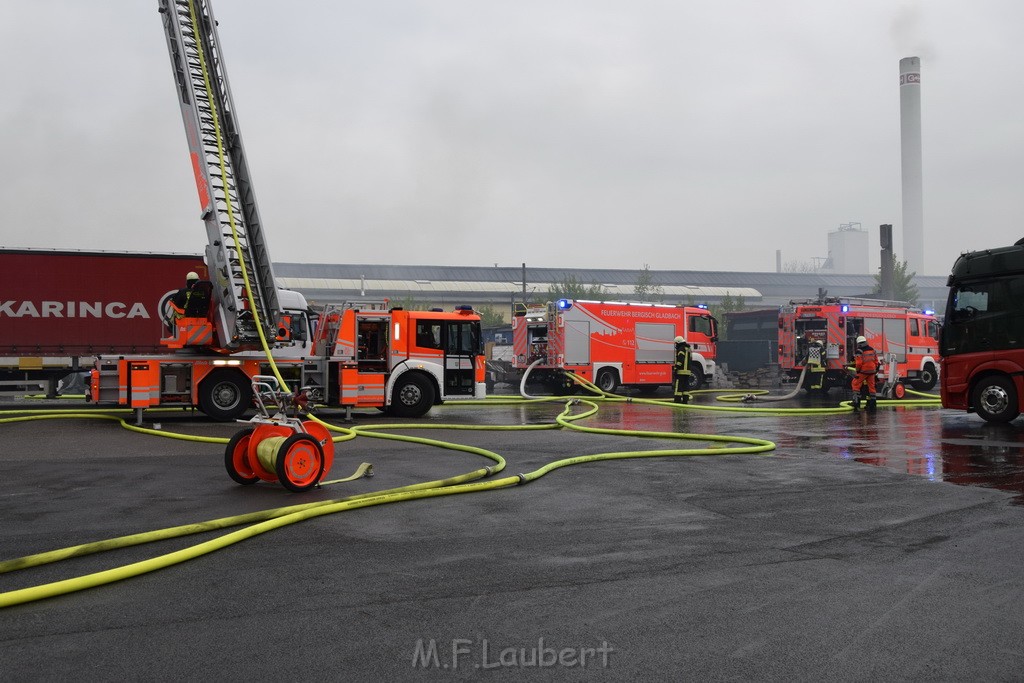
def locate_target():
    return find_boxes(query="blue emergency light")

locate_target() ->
[557,299,573,310]
[697,303,708,309]
[923,309,935,316]
[841,304,850,313]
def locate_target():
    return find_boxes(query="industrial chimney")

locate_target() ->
[899,57,924,275]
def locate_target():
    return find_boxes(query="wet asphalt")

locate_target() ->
[1,386,1023,681]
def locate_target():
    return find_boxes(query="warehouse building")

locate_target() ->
[274,262,948,321]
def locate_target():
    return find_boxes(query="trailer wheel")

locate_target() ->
[274,434,325,492]
[912,363,937,391]
[595,368,619,393]
[390,373,435,418]
[224,428,259,485]
[972,375,1020,423]
[893,382,906,399]
[199,370,252,421]
[685,364,705,391]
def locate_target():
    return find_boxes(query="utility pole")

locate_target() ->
[503,263,529,321]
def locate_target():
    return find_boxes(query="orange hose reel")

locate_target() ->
[224,421,334,492]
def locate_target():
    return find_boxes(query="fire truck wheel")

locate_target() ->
[913,363,937,391]
[224,428,259,485]
[972,375,1020,423]
[685,365,705,391]
[199,370,253,421]
[390,373,436,418]
[595,369,619,393]
[274,434,325,492]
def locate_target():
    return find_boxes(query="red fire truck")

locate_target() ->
[778,297,940,393]
[511,299,718,393]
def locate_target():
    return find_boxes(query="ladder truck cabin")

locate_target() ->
[778,297,940,393]
[940,240,1024,422]
[89,0,485,421]
[511,299,718,393]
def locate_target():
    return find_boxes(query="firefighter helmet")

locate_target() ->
[856,335,867,346]
[186,271,200,282]
[674,336,685,343]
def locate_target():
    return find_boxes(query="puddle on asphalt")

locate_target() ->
[481,386,1024,504]
[831,405,1024,504]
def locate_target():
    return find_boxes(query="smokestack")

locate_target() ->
[776,250,782,273]
[899,56,924,275]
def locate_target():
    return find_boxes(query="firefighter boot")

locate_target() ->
[851,395,860,411]
[867,395,877,411]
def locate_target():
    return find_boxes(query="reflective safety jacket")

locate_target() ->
[855,346,879,375]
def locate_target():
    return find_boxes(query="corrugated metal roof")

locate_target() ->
[276,277,761,299]
[275,261,946,285]
[273,263,949,308]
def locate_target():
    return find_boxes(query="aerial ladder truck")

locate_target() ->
[158,0,281,353]
[89,0,486,426]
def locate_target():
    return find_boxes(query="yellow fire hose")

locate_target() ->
[0,398,774,608]
[561,371,941,414]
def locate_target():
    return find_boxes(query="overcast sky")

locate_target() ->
[2,1,1022,276]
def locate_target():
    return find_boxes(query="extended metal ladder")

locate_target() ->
[158,0,280,350]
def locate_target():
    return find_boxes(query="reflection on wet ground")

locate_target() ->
[479,384,1024,504]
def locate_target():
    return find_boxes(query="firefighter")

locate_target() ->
[805,336,826,390]
[672,336,692,404]
[850,335,879,410]
[169,271,200,321]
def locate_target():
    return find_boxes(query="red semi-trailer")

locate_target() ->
[0,248,205,392]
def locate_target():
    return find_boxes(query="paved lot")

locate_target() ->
[1,393,1023,680]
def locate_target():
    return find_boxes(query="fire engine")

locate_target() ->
[511,299,718,393]
[778,297,940,393]
[88,0,485,421]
